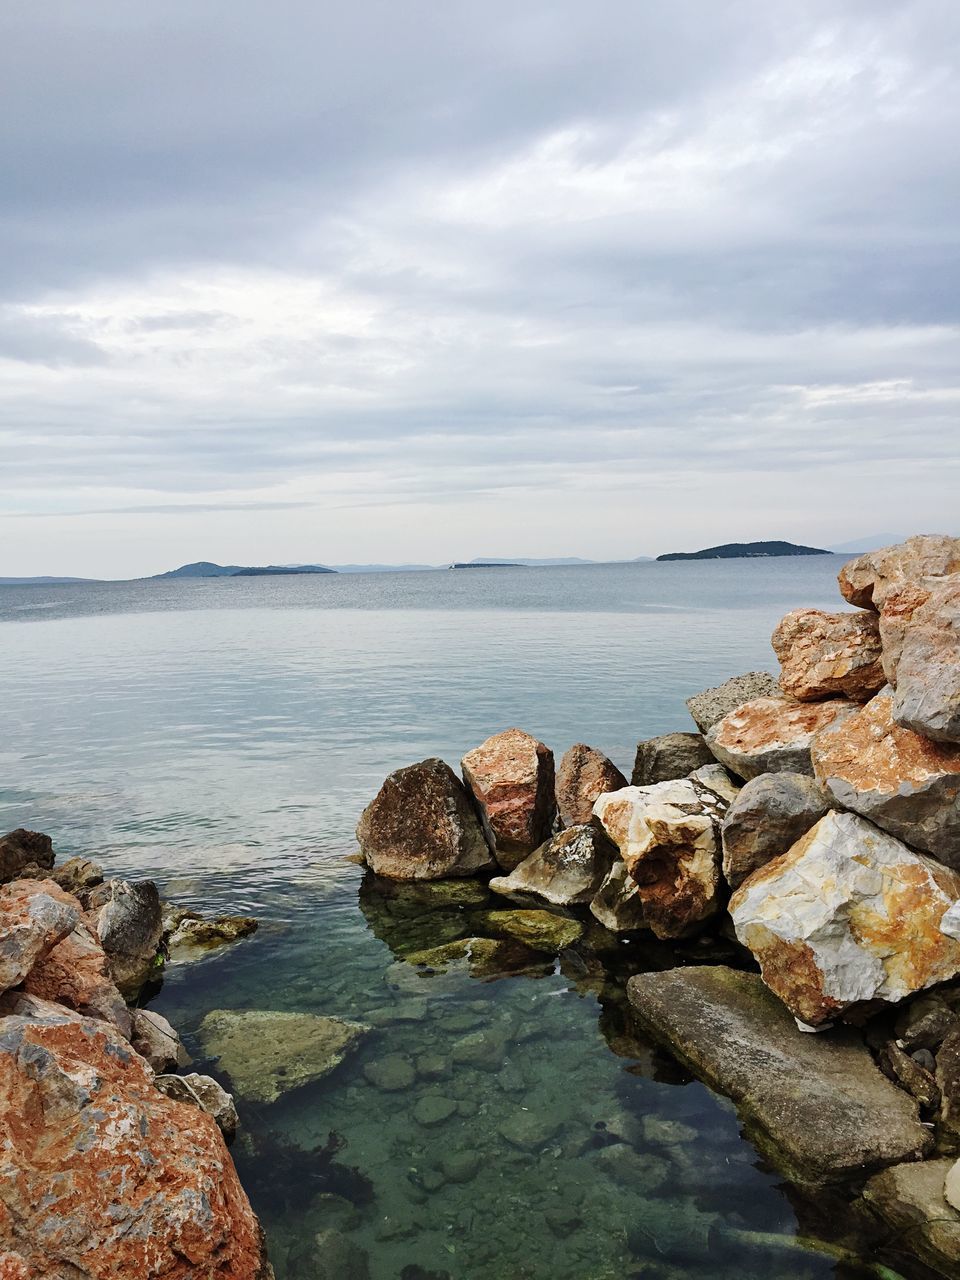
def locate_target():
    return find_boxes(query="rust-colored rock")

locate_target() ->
[839,534,960,611]
[0,879,78,994]
[461,729,556,872]
[24,911,131,1039]
[706,696,857,780]
[556,743,626,827]
[771,608,884,702]
[0,830,54,885]
[886,578,960,745]
[0,1004,270,1278]
[811,690,960,864]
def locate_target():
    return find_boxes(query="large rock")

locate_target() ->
[130,1007,188,1072]
[811,689,960,864]
[555,743,626,826]
[155,1073,239,1142]
[90,879,163,998]
[631,732,714,786]
[24,914,131,1038]
[720,772,831,889]
[730,811,960,1026]
[771,608,884,703]
[685,671,781,734]
[627,965,932,1179]
[356,757,493,880]
[461,729,556,871]
[706,695,857,780]
[863,1159,960,1275]
[488,824,615,906]
[887,577,960,745]
[588,860,647,932]
[0,830,54,884]
[198,1009,368,1103]
[0,879,78,993]
[0,1004,269,1278]
[592,777,726,939]
[839,534,960,611]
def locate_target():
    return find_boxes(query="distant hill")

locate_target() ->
[449,561,526,569]
[153,561,335,579]
[657,541,831,562]
[0,576,98,585]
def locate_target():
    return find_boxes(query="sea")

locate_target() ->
[0,557,910,1280]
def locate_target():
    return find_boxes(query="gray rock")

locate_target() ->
[721,772,831,888]
[863,1159,960,1275]
[92,879,163,999]
[130,1007,189,1073]
[685,671,781,734]
[890,577,960,744]
[497,1109,561,1151]
[488,824,616,907]
[632,732,714,785]
[627,965,932,1178]
[155,1072,239,1141]
[588,859,646,932]
[441,1149,481,1184]
[412,1094,457,1126]
[895,994,960,1053]
[687,763,741,803]
[938,1028,960,1144]
[878,1040,940,1110]
[363,1054,415,1091]
[0,829,54,884]
[49,856,105,899]
[0,879,79,994]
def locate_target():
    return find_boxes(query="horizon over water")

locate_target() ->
[1,556,906,1280]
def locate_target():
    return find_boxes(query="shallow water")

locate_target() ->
[0,558,915,1279]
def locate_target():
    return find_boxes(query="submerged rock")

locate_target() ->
[287,1227,371,1280]
[405,935,552,979]
[706,694,857,779]
[461,728,556,871]
[627,965,932,1178]
[164,906,259,958]
[588,860,647,932]
[356,757,494,880]
[91,878,163,999]
[631,732,714,786]
[476,907,583,951]
[811,689,960,864]
[730,811,960,1026]
[0,878,78,993]
[0,829,54,884]
[720,772,832,889]
[863,1159,960,1275]
[839,533,960,611]
[556,743,626,826]
[198,1009,369,1103]
[155,1072,239,1142]
[771,607,884,703]
[887,577,960,745]
[685,671,781,734]
[489,824,616,906]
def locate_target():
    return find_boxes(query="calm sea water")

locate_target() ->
[0,558,908,1280]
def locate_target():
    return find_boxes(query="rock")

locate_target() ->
[165,909,259,958]
[888,577,960,744]
[863,1159,960,1274]
[441,1149,481,1183]
[730,811,960,1025]
[947,1159,960,1212]
[198,1009,368,1103]
[91,879,164,998]
[130,1007,188,1072]
[937,1028,960,1142]
[592,778,726,939]
[556,743,626,826]
[720,772,832,889]
[706,695,857,780]
[771,607,884,702]
[811,689,960,864]
[155,1072,239,1141]
[23,911,131,1038]
[475,908,583,951]
[461,728,556,871]
[631,733,715,786]
[0,830,55,885]
[49,856,105,898]
[627,965,932,1178]
[288,1228,370,1280]
[363,1054,416,1091]
[879,1040,940,1110]
[412,1094,457,1126]
[685,671,781,734]
[404,936,551,980]
[588,859,647,932]
[839,534,960,611]
[0,1005,269,1278]
[488,824,616,906]
[0,878,78,993]
[356,757,494,880]
[895,994,960,1053]
[497,1110,561,1152]
[687,762,741,803]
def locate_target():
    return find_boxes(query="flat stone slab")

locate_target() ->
[627,965,932,1180]
[863,1159,960,1275]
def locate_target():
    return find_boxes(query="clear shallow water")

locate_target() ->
[0,558,912,1279]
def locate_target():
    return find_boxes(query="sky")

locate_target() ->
[1,1,958,577]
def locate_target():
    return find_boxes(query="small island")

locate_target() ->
[657,540,831,562]
[153,561,336,579]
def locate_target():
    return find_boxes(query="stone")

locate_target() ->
[165,910,259,955]
[685,671,781,733]
[687,763,741,803]
[0,1005,269,1278]
[356,757,494,880]
[811,689,960,864]
[771,607,884,702]
[628,965,932,1178]
[497,1110,561,1152]
[0,830,54,884]
[588,860,647,932]
[130,1007,189,1072]
[720,772,832,889]
[155,1072,239,1141]
[0,878,78,993]
[730,811,960,1026]
[839,534,960,611]
[198,1009,368,1103]
[631,732,715,785]
[461,728,556,871]
[288,1228,370,1280]
[706,695,857,780]
[363,1054,416,1091]
[937,1028,960,1142]
[592,777,726,939]
[488,824,616,907]
[888,578,960,745]
[24,912,132,1038]
[91,879,164,998]
[49,856,105,898]
[863,1159,960,1274]
[441,1149,481,1184]
[895,994,960,1053]
[412,1094,457,1126]
[879,1040,940,1110]
[948,1159,960,1212]
[403,936,549,980]
[556,743,626,826]
[475,908,583,951]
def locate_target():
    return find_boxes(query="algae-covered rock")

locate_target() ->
[198,1009,368,1103]
[403,936,551,980]
[475,908,583,951]
[363,1053,415,1092]
[164,907,258,959]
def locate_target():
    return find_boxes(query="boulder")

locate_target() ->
[685,671,781,734]
[839,534,960,611]
[356,757,493,880]
[556,743,626,826]
[155,1073,239,1142]
[628,965,932,1179]
[588,860,647,932]
[164,907,259,959]
[937,1028,960,1143]
[475,908,583,951]
[771,608,884,702]
[130,1008,189,1072]
[730,811,960,1026]
[894,993,960,1053]
[198,1009,368,1103]
[706,695,857,780]
[887,577,960,745]
[461,729,556,871]
[0,830,54,884]
[878,580,938,684]
[288,1229,370,1280]
[90,879,164,999]
[0,1005,269,1278]
[863,1159,960,1275]
[49,856,105,899]
[631,733,714,786]
[488,824,616,906]
[24,913,131,1038]
[810,690,960,864]
[0,879,78,993]
[687,762,741,804]
[592,777,726,939]
[720,772,831,889]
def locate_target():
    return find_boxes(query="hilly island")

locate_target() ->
[657,540,831,562]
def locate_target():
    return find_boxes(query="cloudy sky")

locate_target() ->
[2,1,958,577]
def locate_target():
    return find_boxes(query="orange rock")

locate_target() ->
[0,879,78,994]
[461,729,555,871]
[771,608,883,702]
[706,696,857,780]
[24,914,131,1038]
[839,534,960,611]
[555,743,626,827]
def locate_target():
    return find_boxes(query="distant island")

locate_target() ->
[657,540,831,562]
[449,561,526,570]
[153,561,336,579]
